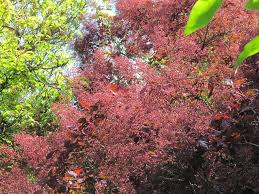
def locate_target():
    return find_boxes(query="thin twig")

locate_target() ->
[201,25,209,50]
[243,136,259,148]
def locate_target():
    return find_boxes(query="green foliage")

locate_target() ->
[0,0,86,134]
[25,167,37,184]
[245,0,259,10]
[184,0,223,35]
[236,36,259,68]
[144,54,168,71]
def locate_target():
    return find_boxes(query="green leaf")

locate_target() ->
[236,36,259,68]
[0,136,13,146]
[184,0,223,36]
[245,0,259,10]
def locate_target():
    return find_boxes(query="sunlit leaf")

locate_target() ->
[184,0,223,35]
[235,36,259,68]
[234,79,247,87]
[74,168,83,175]
[79,99,92,110]
[109,83,119,93]
[245,89,258,97]
[245,0,259,10]
[231,132,241,140]
[214,113,230,120]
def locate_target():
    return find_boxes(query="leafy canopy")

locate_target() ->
[0,0,87,135]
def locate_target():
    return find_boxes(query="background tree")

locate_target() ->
[0,0,88,138]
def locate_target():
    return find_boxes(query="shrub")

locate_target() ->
[1,0,258,193]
